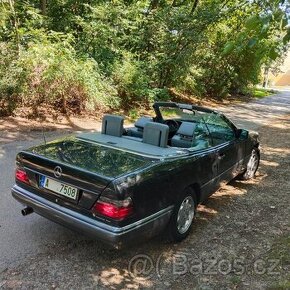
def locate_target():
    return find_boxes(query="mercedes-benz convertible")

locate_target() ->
[12,102,260,248]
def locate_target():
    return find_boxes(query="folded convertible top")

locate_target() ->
[77,132,186,158]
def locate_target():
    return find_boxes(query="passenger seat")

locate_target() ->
[171,122,197,148]
[143,122,169,148]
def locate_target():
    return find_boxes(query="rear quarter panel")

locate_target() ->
[131,152,217,219]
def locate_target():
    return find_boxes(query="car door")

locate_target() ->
[205,114,244,185]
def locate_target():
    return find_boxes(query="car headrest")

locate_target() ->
[177,122,197,137]
[135,117,153,129]
[143,122,169,148]
[102,114,124,137]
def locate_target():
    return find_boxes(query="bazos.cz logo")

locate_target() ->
[128,252,281,278]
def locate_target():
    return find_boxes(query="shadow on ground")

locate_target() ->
[1,106,289,289]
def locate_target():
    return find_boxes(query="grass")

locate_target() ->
[268,281,290,290]
[268,234,290,265]
[267,234,290,290]
[252,88,276,99]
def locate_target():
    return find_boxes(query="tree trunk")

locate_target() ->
[148,0,159,11]
[262,67,269,88]
[8,0,20,54]
[40,0,47,15]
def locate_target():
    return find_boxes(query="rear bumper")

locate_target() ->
[11,185,173,248]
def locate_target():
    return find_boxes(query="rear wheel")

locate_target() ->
[240,149,260,180]
[168,187,197,242]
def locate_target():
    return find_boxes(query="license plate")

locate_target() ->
[39,176,78,200]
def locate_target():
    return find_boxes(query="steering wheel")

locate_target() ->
[164,119,179,132]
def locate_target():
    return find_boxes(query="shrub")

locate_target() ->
[0,42,22,116]
[0,33,120,116]
[18,36,119,112]
[112,54,151,106]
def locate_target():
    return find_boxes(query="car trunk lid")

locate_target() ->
[17,137,152,209]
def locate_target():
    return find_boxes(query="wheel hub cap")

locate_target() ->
[247,153,258,176]
[177,196,195,234]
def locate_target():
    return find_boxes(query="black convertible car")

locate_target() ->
[12,102,260,248]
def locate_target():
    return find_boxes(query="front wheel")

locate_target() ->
[240,149,260,180]
[168,187,196,242]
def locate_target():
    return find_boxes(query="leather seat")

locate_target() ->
[102,114,124,137]
[171,122,197,148]
[127,117,153,138]
[143,122,169,148]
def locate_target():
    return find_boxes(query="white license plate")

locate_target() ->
[40,176,78,200]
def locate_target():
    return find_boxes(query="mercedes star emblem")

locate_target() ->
[54,166,62,178]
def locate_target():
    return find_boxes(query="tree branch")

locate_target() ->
[190,0,199,14]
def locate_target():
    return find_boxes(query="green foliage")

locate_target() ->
[0,33,119,114]
[128,108,139,122]
[112,54,151,105]
[252,88,274,99]
[0,0,289,116]
[19,36,119,110]
[0,42,20,115]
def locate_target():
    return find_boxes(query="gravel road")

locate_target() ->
[0,90,289,289]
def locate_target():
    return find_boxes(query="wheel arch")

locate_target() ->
[188,182,201,205]
[254,143,260,153]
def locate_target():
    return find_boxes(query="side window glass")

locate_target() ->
[205,114,235,145]
[190,121,212,150]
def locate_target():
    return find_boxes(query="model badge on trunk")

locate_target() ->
[54,166,62,178]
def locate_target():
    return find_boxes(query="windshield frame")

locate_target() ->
[153,102,216,122]
[153,102,239,141]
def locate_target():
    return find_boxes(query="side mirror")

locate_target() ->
[235,128,242,138]
[236,128,248,139]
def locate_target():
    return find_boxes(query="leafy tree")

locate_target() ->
[0,0,289,115]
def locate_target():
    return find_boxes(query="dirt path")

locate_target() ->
[0,115,102,145]
[0,91,289,289]
[1,89,288,145]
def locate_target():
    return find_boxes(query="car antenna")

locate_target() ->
[42,125,47,145]
[37,110,47,144]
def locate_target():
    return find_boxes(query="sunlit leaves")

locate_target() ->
[0,0,289,116]
[283,27,290,44]
[245,15,261,30]
[269,47,280,60]
[248,38,258,48]
[222,42,235,55]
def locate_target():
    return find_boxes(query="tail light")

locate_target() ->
[92,196,133,220]
[15,168,30,185]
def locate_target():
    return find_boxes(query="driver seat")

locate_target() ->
[171,122,197,148]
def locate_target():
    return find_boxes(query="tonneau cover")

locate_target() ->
[77,132,186,158]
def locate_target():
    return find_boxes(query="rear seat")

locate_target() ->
[102,114,124,137]
[127,117,153,138]
[101,115,170,148]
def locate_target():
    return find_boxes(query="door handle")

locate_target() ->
[217,153,225,160]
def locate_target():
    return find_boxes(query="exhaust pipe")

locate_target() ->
[21,207,34,216]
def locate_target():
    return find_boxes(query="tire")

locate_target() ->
[239,148,260,180]
[168,187,197,242]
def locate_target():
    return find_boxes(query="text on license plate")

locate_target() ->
[40,176,78,200]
